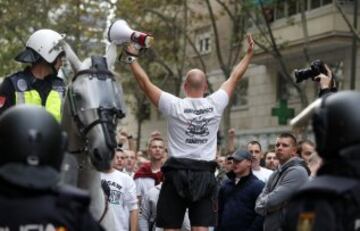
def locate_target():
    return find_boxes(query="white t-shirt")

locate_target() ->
[101,170,138,231]
[159,89,229,161]
[135,177,156,198]
[253,167,273,183]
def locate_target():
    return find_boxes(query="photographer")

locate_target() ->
[314,64,337,97]
[294,60,337,97]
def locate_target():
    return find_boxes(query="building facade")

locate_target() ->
[122,0,359,152]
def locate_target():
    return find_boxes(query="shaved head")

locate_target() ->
[184,69,207,95]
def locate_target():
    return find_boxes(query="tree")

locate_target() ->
[0,0,62,77]
[244,0,310,109]
[0,0,110,78]
[201,0,251,146]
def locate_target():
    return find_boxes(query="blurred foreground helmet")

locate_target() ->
[312,91,360,159]
[0,105,67,189]
[15,29,65,64]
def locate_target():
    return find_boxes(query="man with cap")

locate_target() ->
[0,29,66,122]
[0,105,104,230]
[217,149,264,231]
[283,91,360,231]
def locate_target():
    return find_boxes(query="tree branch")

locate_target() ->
[215,0,235,21]
[205,0,227,74]
[335,1,360,42]
[144,8,208,73]
[300,0,311,63]
[258,0,308,107]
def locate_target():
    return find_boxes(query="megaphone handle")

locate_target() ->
[126,43,140,57]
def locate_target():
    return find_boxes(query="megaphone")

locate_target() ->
[108,19,153,48]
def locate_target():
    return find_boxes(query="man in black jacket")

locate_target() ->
[218,150,264,231]
[0,105,104,231]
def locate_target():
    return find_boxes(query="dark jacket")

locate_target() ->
[217,171,265,231]
[0,179,104,231]
[283,175,360,231]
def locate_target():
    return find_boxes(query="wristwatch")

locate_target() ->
[124,56,137,64]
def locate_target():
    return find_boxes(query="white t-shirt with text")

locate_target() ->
[159,89,229,161]
[101,170,138,231]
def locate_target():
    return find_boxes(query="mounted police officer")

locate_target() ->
[283,91,360,231]
[0,105,104,230]
[0,29,66,122]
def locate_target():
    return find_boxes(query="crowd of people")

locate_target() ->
[106,127,322,231]
[0,27,359,231]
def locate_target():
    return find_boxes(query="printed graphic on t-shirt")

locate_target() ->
[109,189,122,205]
[104,180,123,205]
[185,113,212,144]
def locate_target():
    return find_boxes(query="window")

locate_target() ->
[233,78,249,107]
[272,0,333,20]
[196,33,212,55]
[288,0,298,16]
[275,1,286,20]
[311,0,322,9]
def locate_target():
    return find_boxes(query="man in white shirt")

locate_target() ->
[101,167,138,231]
[134,137,165,206]
[124,149,137,177]
[113,147,126,171]
[126,34,254,231]
[248,141,273,183]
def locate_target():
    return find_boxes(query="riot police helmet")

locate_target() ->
[0,105,67,189]
[312,91,360,159]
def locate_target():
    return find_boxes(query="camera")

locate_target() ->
[294,60,327,83]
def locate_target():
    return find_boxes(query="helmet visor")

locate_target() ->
[15,47,41,63]
[0,163,59,189]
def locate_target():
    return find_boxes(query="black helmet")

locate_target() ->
[312,91,360,159]
[0,105,67,189]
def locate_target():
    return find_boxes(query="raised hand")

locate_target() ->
[247,33,254,54]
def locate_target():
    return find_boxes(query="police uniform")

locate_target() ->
[282,175,360,231]
[0,179,105,231]
[284,91,360,231]
[0,67,65,121]
[0,105,104,231]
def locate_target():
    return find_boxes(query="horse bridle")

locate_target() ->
[67,85,125,154]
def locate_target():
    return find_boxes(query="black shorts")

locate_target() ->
[156,169,217,229]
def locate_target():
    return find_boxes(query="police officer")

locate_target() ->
[0,29,66,122]
[0,105,104,231]
[283,91,360,231]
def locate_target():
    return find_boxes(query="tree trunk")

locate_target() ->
[136,117,143,152]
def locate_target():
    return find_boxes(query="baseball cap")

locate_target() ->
[228,149,252,161]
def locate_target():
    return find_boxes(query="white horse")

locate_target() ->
[60,41,125,230]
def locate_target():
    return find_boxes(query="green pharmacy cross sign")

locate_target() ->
[271,99,295,125]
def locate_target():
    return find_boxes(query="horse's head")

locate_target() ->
[62,56,125,172]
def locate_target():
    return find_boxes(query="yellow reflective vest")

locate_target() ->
[10,72,65,122]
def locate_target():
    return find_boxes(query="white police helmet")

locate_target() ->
[15,29,65,64]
